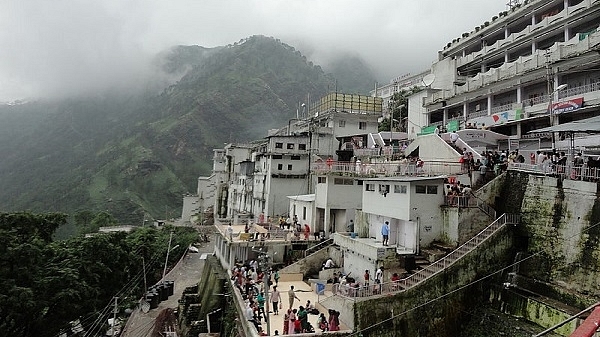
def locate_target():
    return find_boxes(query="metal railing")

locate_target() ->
[443,195,497,219]
[304,238,334,256]
[333,213,518,300]
[312,161,465,177]
[508,162,600,182]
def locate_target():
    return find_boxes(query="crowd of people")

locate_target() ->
[327,267,404,297]
[231,258,341,335]
[276,215,314,240]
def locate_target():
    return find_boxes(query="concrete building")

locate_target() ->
[414,0,600,149]
[333,176,445,280]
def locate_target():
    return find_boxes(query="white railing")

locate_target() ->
[333,213,518,300]
[312,161,465,177]
[508,162,600,181]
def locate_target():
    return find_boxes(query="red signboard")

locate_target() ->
[551,97,583,114]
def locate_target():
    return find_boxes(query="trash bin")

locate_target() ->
[316,283,325,295]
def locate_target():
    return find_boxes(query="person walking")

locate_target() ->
[271,286,282,315]
[381,221,390,246]
[288,285,300,309]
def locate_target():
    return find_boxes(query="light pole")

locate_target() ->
[549,83,568,149]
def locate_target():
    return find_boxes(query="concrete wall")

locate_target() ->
[279,246,341,277]
[489,286,579,336]
[353,225,515,337]
[517,173,600,297]
[319,290,356,330]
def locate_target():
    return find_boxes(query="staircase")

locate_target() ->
[305,238,333,257]
[333,213,519,299]
[397,213,519,290]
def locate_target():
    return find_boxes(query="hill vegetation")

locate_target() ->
[0,35,377,233]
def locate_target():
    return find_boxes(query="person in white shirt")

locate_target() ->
[324,258,335,269]
[450,131,459,145]
[226,223,234,241]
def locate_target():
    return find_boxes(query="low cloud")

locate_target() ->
[0,0,507,100]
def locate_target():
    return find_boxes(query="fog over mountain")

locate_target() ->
[0,0,507,101]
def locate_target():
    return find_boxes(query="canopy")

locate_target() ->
[530,115,600,134]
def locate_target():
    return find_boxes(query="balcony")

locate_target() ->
[332,233,396,262]
[312,161,465,177]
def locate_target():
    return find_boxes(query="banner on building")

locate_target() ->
[467,108,524,128]
[419,125,438,135]
[446,120,459,132]
[551,97,583,114]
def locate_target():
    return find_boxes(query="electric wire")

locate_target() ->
[51,248,164,337]
[83,250,165,337]
[345,219,600,336]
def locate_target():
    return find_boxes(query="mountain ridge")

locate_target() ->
[0,35,378,232]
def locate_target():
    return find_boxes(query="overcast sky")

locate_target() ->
[0,0,507,101]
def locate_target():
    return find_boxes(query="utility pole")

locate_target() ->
[162,231,174,284]
[112,297,118,337]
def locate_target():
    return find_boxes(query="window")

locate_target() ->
[298,144,306,150]
[303,206,306,220]
[272,155,283,159]
[357,180,363,185]
[334,178,353,185]
[318,177,326,184]
[394,185,407,194]
[287,164,292,170]
[277,164,283,170]
[287,143,295,149]
[291,155,301,160]
[275,142,283,149]
[416,185,438,194]
[338,120,346,127]
[379,184,390,193]
[359,122,367,130]
[366,183,375,191]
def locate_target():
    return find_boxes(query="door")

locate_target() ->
[397,220,417,253]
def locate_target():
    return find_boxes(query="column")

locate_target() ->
[531,39,537,54]
[463,102,468,120]
[324,207,331,237]
[516,85,522,103]
[481,63,486,73]
[516,123,522,138]
[443,107,448,125]
[487,94,493,115]
[564,25,570,42]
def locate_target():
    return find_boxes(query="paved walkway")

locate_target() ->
[258,278,348,335]
[121,231,214,337]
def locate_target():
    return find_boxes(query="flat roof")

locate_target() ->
[287,194,316,202]
[361,175,446,182]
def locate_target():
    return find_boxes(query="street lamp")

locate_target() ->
[549,83,568,149]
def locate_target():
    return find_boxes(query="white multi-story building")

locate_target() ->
[412,0,600,146]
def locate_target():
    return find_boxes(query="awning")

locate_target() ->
[529,115,600,134]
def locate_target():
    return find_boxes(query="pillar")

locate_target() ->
[443,107,448,125]
[487,94,493,115]
[516,85,522,103]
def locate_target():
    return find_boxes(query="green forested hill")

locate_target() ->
[0,35,377,231]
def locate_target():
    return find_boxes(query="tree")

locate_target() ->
[378,87,423,133]
[87,211,118,233]
[0,212,67,337]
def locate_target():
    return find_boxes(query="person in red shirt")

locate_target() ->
[304,224,310,240]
